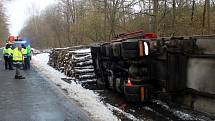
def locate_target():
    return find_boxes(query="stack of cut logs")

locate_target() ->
[48,46,96,83]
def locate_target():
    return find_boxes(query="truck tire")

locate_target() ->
[91,46,101,57]
[109,47,114,58]
[112,43,121,57]
[101,45,107,57]
[121,50,139,59]
[121,39,139,50]
[105,45,110,57]
[129,67,148,77]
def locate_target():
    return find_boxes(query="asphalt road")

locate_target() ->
[0,49,91,121]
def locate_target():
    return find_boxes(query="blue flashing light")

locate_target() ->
[14,40,27,44]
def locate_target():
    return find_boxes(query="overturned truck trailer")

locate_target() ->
[91,30,215,113]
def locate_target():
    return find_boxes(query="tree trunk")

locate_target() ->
[172,0,176,35]
[153,0,158,33]
[190,0,195,35]
[202,0,207,34]
[148,0,152,32]
[206,0,211,34]
[104,0,108,41]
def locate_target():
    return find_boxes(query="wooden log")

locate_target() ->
[48,46,96,83]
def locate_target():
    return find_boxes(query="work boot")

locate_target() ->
[18,76,25,79]
[15,75,25,79]
[15,75,19,79]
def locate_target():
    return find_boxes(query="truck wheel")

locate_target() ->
[129,67,148,77]
[101,45,107,56]
[105,45,110,57]
[121,40,139,50]
[112,42,121,57]
[121,50,139,59]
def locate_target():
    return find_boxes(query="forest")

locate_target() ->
[0,0,9,46]
[19,0,215,48]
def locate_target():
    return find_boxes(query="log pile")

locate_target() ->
[48,46,96,83]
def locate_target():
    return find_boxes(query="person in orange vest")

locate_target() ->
[13,44,25,79]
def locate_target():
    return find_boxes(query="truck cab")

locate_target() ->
[91,30,157,102]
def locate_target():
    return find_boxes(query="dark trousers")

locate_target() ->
[26,56,31,69]
[13,61,23,76]
[4,56,13,69]
[23,56,30,70]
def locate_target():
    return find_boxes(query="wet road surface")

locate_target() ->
[0,51,90,121]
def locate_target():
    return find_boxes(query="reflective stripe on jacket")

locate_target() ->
[13,48,23,61]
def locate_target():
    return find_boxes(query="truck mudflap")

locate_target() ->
[124,84,152,102]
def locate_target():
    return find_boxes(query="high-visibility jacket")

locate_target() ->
[13,48,23,61]
[26,45,31,56]
[3,48,12,56]
[22,48,27,58]
[22,48,27,55]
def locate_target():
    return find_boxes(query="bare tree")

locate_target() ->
[172,0,176,35]
[19,0,215,48]
[153,0,158,33]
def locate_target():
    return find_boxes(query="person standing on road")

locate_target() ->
[13,44,25,79]
[3,43,13,70]
[8,44,14,70]
[26,44,31,69]
[21,44,28,70]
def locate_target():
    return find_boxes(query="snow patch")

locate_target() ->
[153,99,170,110]
[107,104,143,121]
[143,106,154,112]
[33,53,50,64]
[173,110,195,120]
[153,100,206,121]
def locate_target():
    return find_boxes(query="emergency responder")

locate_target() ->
[26,44,31,69]
[13,44,25,79]
[3,43,13,70]
[8,44,14,70]
[21,44,27,70]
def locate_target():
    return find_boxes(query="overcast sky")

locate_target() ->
[4,0,56,36]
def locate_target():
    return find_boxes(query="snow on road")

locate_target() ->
[107,104,143,121]
[32,53,119,121]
